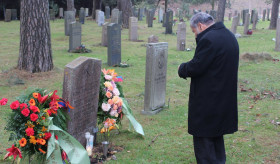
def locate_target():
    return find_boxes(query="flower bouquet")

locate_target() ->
[70,44,92,53]
[3,88,90,164]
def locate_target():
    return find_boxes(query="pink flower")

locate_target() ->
[102,103,111,112]
[110,109,118,117]
[105,75,112,80]
[113,88,120,96]
[10,100,20,110]
[19,103,28,110]
[0,98,8,106]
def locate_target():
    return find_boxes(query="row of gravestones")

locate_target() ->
[63,42,169,145]
[4,9,17,22]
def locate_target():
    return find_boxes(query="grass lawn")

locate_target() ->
[0,16,279,164]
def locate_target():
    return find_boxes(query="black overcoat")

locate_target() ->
[178,22,239,137]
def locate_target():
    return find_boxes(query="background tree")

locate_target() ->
[67,0,74,11]
[269,0,280,29]
[117,0,133,28]
[18,0,53,73]
[216,0,226,22]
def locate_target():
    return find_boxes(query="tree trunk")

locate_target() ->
[67,0,74,11]
[211,0,215,10]
[18,0,53,73]
[92,0,96,19]
[118,0,133,29]
[216,0,226,22]
[165,0,168,12]
[269,0,280,29]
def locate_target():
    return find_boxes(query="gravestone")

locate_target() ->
[95,9,101,23]
[237,13,241,26]
[267,8,270,21]
[105,6,110,19]
[59,8,64,18]
[275,18,280,51]
[98,11,105,26]
[11,9,17,20]
[132,6,138,17]
[79,8,85,24]
[234,10,238,16]
[111,9,119,24]
[242,9,249,25]
[243,13,250,35]
[63,56,102,146]
[118,11,123,26]
[229,12,232,21]
[165,9,173,34]
[5,9,11,22]
[209,10,217,20]
[49,9,55,21]
[142,42,168,115]
[178,9,183,20]
[252,12,258,30]
[162,13,166,27]
[158,8,163,23]
[107,23,121,66]
[129,17,138,41]
[231,16,239,34]
[251,10,255,23]
[147,9,154,27]
[148,35,159,43]
[64,11,76,36]
[85,8,89,17]
[262,9,266,21]
[101,22,110,47]
[138,8,144,21]
[177,22,186,51]
[69,22,81,52]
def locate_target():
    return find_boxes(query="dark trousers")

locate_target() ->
[193,136,226,164]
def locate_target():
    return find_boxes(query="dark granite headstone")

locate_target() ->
[267,8,270,21]
[165,9,173,34]
[162,13,166,27]
[209,10,217,20]
[147,9,154,27]
[64,11,76,36]
[11,9,17,20]
[102,22,110,47]
[63,56,102,146]
[142,42,168,115]
[138,8,144,21]
[105,6,110,19]
[242,9,249,25]
[251,10,255,23]
[107,23,121,66]
[79,7,85,24]
[69,22,82,52]
[262,9,266,21]
[5,9,12,22]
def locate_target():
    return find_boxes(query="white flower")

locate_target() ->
[102,103,111,112]
[110,109,117,117]
[113,88,120,96]
[105,75,112,80]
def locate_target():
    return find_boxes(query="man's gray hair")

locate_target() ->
[190,12,214,28]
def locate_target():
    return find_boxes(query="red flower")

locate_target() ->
[30,113,38,122]
[44,132,52,140]
[37,93,48,104]
[62,151,67,160]
[55,135,58,140]
[3,144,22,160]
[30,105,39,113]
[49,100,59,110]
[21,108,30,117]
[47,109,52,116]
[25,128,34,136]
[19,103,28,110]
[50,90,59,101]
[10,100,20,110]
[0,98,8,106]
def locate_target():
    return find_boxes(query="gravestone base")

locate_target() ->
[141,107,165,115]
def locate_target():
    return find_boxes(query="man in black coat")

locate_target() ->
[178,12,239,163]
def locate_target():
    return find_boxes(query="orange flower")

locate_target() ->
[38,139,46,145]
[106,92,112,98]
[29,99,36,106]
[100,127,107,133]
[39,148,46,154]
[33,93,39,99]
[19,138,27,147]
[42,126,47,132]
[109,126,117,131]
[29,136,37,145]
[108,99,113,105]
